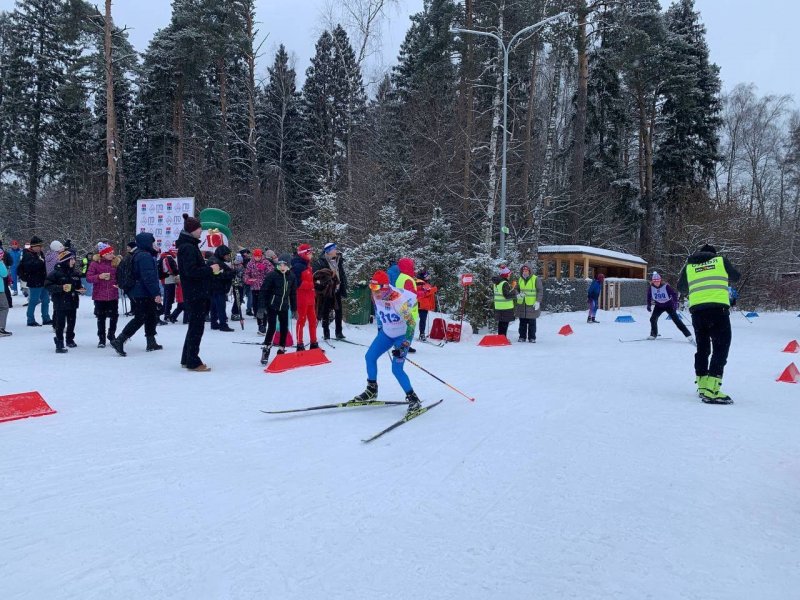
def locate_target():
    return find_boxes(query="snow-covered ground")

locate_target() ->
[1,301,799,599]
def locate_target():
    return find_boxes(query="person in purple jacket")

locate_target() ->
[86,243,120,348]
[647,271,694,344]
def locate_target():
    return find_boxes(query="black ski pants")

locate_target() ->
[518,318,537,340]
[691,306,732,378]
[94,300,119,343]
[182,298,210,368]
[120,297,159,340]
[54,308,77,344]
[320,295,343,339]
[650,304,692,338]
[498,321,510,337]
[263,308,290,348]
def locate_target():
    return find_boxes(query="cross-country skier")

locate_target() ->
[647,271,694,344]
[352,270,422,413]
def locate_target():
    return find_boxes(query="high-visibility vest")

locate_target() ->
[395,272,420,320]
[494,281,514,310]
[686,256,730,307]
[516,276,538,306]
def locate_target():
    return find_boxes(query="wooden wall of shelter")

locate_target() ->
[538,251,648,280]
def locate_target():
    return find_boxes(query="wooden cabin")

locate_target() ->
[537,245,648,280]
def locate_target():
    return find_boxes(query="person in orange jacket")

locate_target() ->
[415,269,438,340]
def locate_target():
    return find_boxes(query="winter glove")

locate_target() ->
[534,302,540,311]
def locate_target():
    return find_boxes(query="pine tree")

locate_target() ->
[418,207,464,312]
[655,0,722,206]
[301,180,348,248]
[346,203,416,286]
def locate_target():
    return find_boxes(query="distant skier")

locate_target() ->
[352,270,422,413]
[647,271,694,344]
[678,244,741,404]
[587,273,604,323]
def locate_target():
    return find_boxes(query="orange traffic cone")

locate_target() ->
[558,324,574,336]
[776,362,800,384]
[478,334,512,347]
[782,340,799,353]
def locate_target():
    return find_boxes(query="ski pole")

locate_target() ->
[405,357,475,402]
[739,309,752,324]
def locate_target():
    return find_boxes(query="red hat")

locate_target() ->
[297,243,312,256]
[99,244,114,257]
[252,248,264,258]
[369,270,390,289]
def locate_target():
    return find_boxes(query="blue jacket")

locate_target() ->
[9,247,22,272]
[131,232,161,299]
[587,280,602,300]
[0,261,7,292]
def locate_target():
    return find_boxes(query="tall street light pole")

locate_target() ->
[451,12,569,259]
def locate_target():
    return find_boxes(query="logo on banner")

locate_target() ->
[140,203,147,212]
[166,227,172,236]
[166,202,172,211]
[157,214,164,224]
[182,202,190,211]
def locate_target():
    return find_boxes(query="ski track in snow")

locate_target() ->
[1,304,799,599]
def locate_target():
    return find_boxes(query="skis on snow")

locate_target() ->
[260,399,409,414]
[618,336,673,343]
[361,400,444,443]
[421,339,446,348]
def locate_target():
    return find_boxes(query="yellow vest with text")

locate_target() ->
[516,276,538,306]
[395,273,419,320]
[686,256,730,307]
[494,281,514,310]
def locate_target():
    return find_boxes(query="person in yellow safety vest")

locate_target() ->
[515,264,543,343]
[491,265,517,337]
[677,244,741,405]
[395,257,419,352]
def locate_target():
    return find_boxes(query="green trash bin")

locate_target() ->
[345,284,372,325]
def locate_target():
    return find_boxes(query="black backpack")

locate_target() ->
[116,254,136,293]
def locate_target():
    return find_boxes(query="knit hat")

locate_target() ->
[57,250,74,264]
[182,212,202,234]
[277,253,292,266]
[252,248,264,259]
[499,267,511,278]
[369,270,390,289]
[234,254,244,264]
[700,243,716,254]
[11,240,18,246]
[97,242,114,257]
[297,243,312,256]
[323,242,337,254]
[30,236,43,246]
[651,271,661,282]
[264,249,278,262]
[50,240,65,252]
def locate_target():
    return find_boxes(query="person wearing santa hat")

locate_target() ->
[291,243,319,351]
[647,271,693,344]
[491,264,517,338]
[351,270,422,413]
[86,243,120,348]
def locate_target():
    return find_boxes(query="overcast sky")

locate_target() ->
[0,0,796,101]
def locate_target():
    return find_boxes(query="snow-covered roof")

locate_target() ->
[538,245,647,265]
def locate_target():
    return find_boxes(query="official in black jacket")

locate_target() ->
[20,236,52,326]
[177,214,220,371]
[259,254,298,364]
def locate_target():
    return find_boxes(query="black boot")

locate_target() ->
[406,390,422,413]
[296,343,306,351]
[110,335,128,357]
[309,342,322,351]
[353,380,378,402]
[54,336,68,354]
[261,345,272,366]
[146,336,163,352]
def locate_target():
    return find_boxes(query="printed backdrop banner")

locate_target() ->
[136,197,195,250]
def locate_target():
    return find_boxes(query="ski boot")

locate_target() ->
[261,345,272,366]
[146,336,163,352]
[309,342,323,351]
[647,334,657,340]
[276,347,286,355]
[353,380,378,402]
[296,343,306,352]
[335,332,346,341]
[405,390,422,414]
[700,376,733,404]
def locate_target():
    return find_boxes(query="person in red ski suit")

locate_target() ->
[291,243,319,350]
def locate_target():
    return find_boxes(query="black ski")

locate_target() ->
[261,399,409,414]
[362,399,444,443]
[233,341,264,346]
[619,336,673,343]
[331,338,367,347]
[421,339,446,348]
[323,339,337,349]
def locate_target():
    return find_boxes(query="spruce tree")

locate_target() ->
[418,207,464,312]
